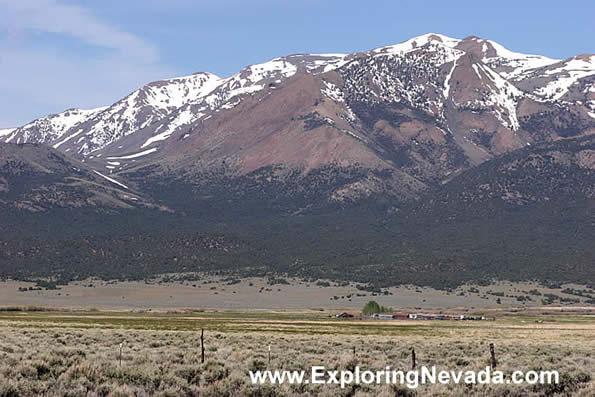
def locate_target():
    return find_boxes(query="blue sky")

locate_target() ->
[1,0,593,126]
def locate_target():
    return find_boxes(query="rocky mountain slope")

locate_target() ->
[3,34,593,205]
[1,33,593,287]
[0,143,158,212]
[1,136,592,286]
[420,134,594,209]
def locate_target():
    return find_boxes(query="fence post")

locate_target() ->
[411,348,416,370]
[268,345,271,366]
[353,346,356,356]
[201,328,205,364]
[489,343,497,369]
[119,343,123,367]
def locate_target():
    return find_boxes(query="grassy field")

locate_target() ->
[3,277,593,311]
[0,309,593,396]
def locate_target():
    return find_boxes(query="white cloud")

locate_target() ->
[0,47,174,120]
[0,0,158,61]
[0,0,172,126]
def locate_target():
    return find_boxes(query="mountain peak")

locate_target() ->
[4,33,594,166]
[374,33,460,55]
[410,33,460,45]
[161,71,222,83]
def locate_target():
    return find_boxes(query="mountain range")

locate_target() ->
[1,33,593,288]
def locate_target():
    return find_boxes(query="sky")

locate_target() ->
[0,0,593,127]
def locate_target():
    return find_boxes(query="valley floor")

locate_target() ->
[0,310,593,396]
[1,276,594,311]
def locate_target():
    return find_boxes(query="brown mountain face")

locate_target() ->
[112,35,593,205]
[1,35,594,287]
[2,34,594,206]
[0,144,160,212]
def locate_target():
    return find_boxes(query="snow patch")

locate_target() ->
[0,128,15,138]
[93,170,128,189]
[53,129,83,149]
[375,33,461,56]
[144,73,222,110]
[343,129,365,142]
[484,40,559,79]
[243,58,297,82]
[141,110,198,148]
[480,64,522,130]
[321,81,344,102]
[106,147,158,160]
[443,53,463,99]
[533,56,595,100]
[5,107,105,146]
[472,64,483,80]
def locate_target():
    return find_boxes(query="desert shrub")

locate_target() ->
[17,363,37,379]
[533,371,591,396]
[454,357,470,367]
[202,361,229,384]
[101,383,139,397]
[60,361,102,383]
[198,374,245,397]
[340,356,359,373]
[0,379,20,397]
[103,365,155,388]
[267,278,289,286]
[174,366,201,385]
[389,384,417,397]
[0,321,593,396]
[238,383,283,397]
[248,359,267,373]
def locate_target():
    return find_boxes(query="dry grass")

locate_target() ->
[2,278,593,311]
[0,312,593,396]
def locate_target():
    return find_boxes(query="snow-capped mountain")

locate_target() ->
[0,128,16,138]
[2,33,593,201]
[1,108,105,145]
[61,72,225,157]
[136,54,352,149]
[1,72,223,156]
[0,53,351,157]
